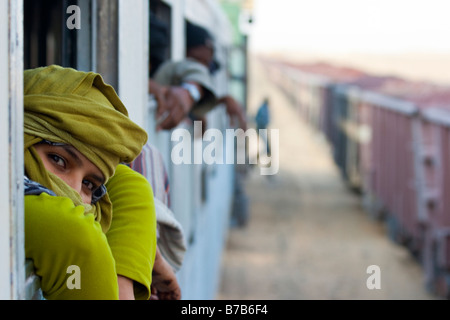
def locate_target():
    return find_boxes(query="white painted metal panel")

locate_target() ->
[0,0,12,300]
[118,0,149,129]
[1,0,25,300]
[185,0,233,46]
[170,0,186,61]
[10,0,25,300]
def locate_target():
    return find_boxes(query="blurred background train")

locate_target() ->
[2,0,450,300]
[261,57,450,298]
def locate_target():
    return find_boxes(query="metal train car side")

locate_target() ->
[0,0,249,300]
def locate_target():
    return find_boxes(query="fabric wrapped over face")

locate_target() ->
[24,65,148,232]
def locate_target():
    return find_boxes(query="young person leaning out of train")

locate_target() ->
[148,16,247,131]
[23,64,158,299]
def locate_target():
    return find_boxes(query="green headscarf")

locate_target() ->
[24,65,148,232]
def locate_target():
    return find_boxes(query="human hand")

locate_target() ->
[155,86,194,131]
[150,247,182,300]
[219,95,247,130]
[149,79,169,110]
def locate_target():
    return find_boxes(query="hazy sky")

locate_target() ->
[249,0,450,54]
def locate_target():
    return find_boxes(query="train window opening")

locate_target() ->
[149,0,172,77]
[24,0,96,72]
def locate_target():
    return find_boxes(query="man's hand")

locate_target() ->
[219,95,247,130]
[150,246,182,300]
[155,86,194,131]
[150,79,192,130]
[149,79,169,111]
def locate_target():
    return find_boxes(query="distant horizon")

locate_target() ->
[249,50,450,86]
[247,0,450,85]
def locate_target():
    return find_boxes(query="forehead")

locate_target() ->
[189,45,214,58]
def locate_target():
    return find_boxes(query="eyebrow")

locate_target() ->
[61,145,105,185]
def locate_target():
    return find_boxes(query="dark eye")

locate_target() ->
[49,154,66,168]
[83,179,96,192]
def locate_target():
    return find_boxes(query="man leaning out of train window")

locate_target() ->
[148,15,247,131]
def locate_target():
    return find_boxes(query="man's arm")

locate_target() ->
[218,95,248,130]
[150,246,182,300]
[151,59,218,130]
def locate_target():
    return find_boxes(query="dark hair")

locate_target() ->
[185,20,214,50]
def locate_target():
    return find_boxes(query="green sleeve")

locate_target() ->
[105,164,157,300]
[24,193,119,300]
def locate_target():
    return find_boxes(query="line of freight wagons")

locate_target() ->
[263,57,450,299]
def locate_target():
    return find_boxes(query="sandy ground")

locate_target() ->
[216,58,440,300]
